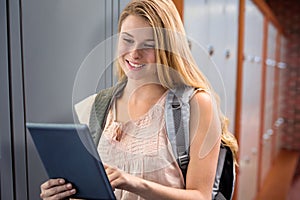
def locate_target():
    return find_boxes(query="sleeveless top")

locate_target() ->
[97,91,185,200]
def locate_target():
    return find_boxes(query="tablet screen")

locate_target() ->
[26,123,116,200]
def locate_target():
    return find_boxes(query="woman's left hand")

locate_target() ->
[104,164,138,191]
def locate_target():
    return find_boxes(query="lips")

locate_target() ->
[126,60,145,70]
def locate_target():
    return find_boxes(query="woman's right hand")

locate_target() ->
[40,178,76,200]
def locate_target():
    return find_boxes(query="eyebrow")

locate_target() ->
[121,32,155,42]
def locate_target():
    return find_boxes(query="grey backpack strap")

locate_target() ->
[165,86,195,177]
[166,86,235,199]
[89,81,126,145]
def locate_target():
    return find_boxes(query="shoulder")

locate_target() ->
[190,89,214,112]
[189,88,220,136]
[188,88,221,158]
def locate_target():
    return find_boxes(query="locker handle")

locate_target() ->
[263,133,270,141]
[244,156,250,164]
[225,49,231,59]
[254,56,261,63]
[266,59,276,67]
[277,62,287,69]
[246,55,255,62]
[275,117,284,127]
[251,147,257,155]
[207,45,214,56]
[267,129,273,136]
[263,129,273,141]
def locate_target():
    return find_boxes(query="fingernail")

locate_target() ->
[71,189,76,194]
[67,183,72,188]
[59,179,65,184]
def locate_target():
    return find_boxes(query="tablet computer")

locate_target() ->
[26,123,116,200]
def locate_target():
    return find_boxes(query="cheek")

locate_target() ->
[147,50,156,63]
[118,42,130,57]
[118,46,126,58]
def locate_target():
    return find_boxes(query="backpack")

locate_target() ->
[88,82,235,200]
[166,86,235,200]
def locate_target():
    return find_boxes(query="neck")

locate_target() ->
[122,79,166,101]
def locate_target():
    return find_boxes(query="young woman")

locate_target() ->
[40,0,238,199]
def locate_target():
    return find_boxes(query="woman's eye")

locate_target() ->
[144,43,155,49]
[123,38,134,44]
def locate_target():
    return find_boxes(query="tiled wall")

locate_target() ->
[267,0,300,150]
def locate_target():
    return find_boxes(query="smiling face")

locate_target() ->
[118,15,157,82]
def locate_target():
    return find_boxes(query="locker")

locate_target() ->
[2,0,28,198]
[0,0,14,198]
[205,0,239,133]
[21,0,129,198]
[237,1,264,199]
[184,0,239,133]
[209,0,239,133]
[260,22,277,186]
[276,36,288,153]
[23,0,108,123]
[195,0,228,113]
[184,0,209,49]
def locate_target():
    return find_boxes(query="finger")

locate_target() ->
[103,163,109,169]
[105,165,118,173]
[41,183,74,198]
[41,179,65,190]
[110,177,120,189]
[53,188,76,199]
[40,187,76,200]
[109,173,129,190]
[107,170,123,188]
[104,167,115,177]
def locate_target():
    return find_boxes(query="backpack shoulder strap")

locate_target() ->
[165,85,195,178]
[166,86,235,200]
[89,81,126,145]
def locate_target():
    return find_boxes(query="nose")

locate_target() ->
[130,46,142,60]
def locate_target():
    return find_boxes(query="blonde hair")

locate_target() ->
[117,0,238,163]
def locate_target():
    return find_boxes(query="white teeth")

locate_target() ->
[128,61,144,68]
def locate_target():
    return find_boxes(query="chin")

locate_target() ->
[125,72,144,80]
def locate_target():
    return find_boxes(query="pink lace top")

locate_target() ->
[97,92,184,200]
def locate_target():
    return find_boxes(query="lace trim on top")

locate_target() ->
[110,91,168,142]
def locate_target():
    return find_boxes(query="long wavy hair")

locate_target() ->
[117,0,238,163]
